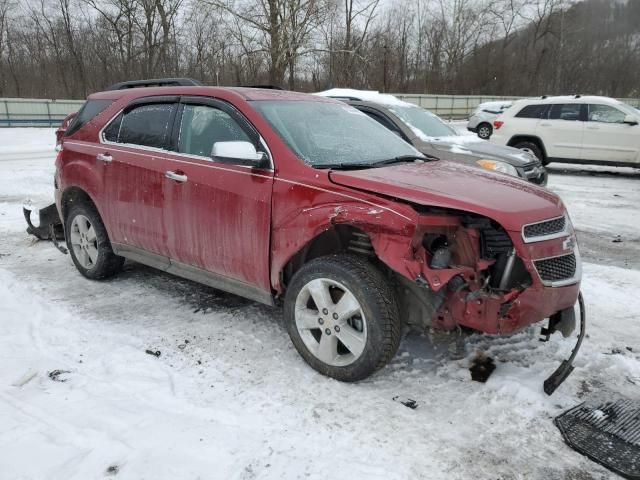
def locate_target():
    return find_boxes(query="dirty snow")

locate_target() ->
[1,128,639,479]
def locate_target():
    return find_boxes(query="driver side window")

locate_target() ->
[178,104,252,158]
[588,104,626,124]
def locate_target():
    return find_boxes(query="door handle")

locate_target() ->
[586,125,600,130]
[96,153,112,162]
[165,170,188,183]
[539,122,551,127]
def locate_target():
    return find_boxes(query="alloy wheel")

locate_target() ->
[294,278,367,367]
[69,214,98,270]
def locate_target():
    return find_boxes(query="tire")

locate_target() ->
[284,254,401,382]
[514,141,547,165]
[477,123,492,139]
[65,202,124,280]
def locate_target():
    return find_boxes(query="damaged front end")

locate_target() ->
[386,210,584,395]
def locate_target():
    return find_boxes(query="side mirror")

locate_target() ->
[211,141,268,167]
[624,114,639,126]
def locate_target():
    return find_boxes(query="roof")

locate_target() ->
[515,95,624,106]
[314,88,417,108]
[88,86,334,103]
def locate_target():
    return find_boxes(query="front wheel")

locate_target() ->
[477,123,493,139]
[284,254,402,382]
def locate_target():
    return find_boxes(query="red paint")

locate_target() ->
[55,86,580,336]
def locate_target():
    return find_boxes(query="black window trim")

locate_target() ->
[515,103,550,119]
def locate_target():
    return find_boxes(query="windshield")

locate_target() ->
[388,105,458,139]
[251,100,421,167]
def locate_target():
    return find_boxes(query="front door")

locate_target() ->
[582,103,639,164]
[163,97,274,294]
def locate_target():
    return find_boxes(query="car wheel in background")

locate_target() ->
[514,141,547,165]
[477,123,493,139]
[284,254,401,382]
[65,203,124,279]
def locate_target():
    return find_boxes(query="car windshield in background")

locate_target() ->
[388,105,458,138]
[252,100,422,167]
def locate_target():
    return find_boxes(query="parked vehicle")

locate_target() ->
[467,101,513,139]
[53,79,582,390]
[315,89,546,185]
[491,95,640,167]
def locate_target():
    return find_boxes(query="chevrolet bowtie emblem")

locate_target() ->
[563,237,576,251]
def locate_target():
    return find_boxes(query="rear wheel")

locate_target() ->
[284,254,401,382]
[514,141,547,165]
[65,203,124,279]
[477,123,493,139]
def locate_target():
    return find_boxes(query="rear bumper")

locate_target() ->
[467,126,477,133]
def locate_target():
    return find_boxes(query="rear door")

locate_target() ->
[100,97,178,261]
[536,103,585,160]
[162,96,274,294]
[582,103,639,164]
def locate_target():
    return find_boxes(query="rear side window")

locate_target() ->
[515,104,548,119]
[549,104,582,121]
[105,103,174,149]
[65,99,113,137]
[178,104,252,157]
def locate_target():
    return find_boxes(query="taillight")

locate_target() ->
[494,120,504,130]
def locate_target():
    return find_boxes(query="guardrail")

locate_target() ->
[2,94,640,125]
[0,98,84,127]
[394,94,640,118]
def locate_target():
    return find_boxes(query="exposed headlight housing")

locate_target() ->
[476,159,518,177]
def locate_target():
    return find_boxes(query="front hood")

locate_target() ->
[329,161,563,231]
[419,137,535,167]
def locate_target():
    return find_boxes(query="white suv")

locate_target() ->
[490,95,640,166]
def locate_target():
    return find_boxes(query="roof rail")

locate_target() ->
[541,95,548,99]
[574,94,582,98]
[105,78,203,91]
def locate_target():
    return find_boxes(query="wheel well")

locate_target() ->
[507,135,547,160]
[60,187,97,221]
[281,225,377,288]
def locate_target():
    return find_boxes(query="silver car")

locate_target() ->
[467,101,512,139]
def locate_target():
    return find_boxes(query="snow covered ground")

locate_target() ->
[1,128,639,480]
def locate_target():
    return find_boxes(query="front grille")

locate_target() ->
[523,216,566,239]
[534,253,576,283]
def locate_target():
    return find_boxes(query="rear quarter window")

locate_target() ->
[65,99,113,136]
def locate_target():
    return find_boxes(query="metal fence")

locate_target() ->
[0,98,85,127]
[2,94,640,126]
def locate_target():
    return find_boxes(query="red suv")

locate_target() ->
[55,80,583,387]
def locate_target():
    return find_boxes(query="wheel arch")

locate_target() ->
[60,186,100,222]
[280,224,381,291]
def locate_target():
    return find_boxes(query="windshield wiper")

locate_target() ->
[372,155,431,167]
